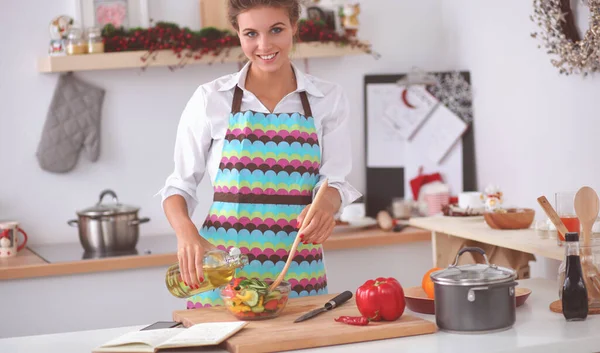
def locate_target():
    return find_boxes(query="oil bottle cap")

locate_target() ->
[565,232,579,242]
[228,247,241,257]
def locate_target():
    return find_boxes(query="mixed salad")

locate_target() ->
[221,278,289,318]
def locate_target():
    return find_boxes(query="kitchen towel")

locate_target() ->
[36,72,105,173]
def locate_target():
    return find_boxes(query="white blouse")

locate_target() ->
[158,61,361,217]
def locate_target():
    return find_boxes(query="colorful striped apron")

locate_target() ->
[187,86,328,309]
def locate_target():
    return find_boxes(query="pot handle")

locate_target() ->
[453,246,490,267]
[129,217,150,226]
[98,189,119,205]
[466,281,518,302]
[67,219,79,227]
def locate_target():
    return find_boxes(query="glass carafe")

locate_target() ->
[165,247,248,298]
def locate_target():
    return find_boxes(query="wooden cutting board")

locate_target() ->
[172,293,437,353]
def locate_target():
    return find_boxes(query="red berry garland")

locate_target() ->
[100,20,375,69]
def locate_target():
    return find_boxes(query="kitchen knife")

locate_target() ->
[293,291,353,323]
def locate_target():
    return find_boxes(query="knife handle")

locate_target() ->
[324,291,353,310]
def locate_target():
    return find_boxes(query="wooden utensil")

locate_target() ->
[537,196,569,236]
[268,179,330,292]
[573,186,600,300]
[549,299,600,315]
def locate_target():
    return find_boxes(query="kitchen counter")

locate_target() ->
[0,225,430,280]
[2,278,598,353]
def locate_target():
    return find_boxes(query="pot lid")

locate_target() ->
[77,190,140,216]
[430,247,516,286]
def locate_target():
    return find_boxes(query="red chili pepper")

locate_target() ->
[334,316,369,326]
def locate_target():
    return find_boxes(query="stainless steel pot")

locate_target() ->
[68,189,150,253]
[430,247,518,333]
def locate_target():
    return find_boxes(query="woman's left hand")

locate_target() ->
[296,204,336,245]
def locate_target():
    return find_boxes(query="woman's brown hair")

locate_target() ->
[228,0,303,30]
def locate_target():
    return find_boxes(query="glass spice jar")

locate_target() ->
[86,27,104,54]
[66,28,87,55]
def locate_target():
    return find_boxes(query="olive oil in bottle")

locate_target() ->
[165,247,248,298]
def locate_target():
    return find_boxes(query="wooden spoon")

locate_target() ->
[268,179,330,292]
[537,196,569,237]
[573,186,600,300]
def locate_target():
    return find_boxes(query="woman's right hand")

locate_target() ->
[164,194,216,289]
[176,223,208,289]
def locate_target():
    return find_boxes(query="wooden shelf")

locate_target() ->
[37,41,369,73]
[409,215,563,261]
[0,226,429,280]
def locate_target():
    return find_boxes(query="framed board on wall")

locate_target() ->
[363,73,477,218]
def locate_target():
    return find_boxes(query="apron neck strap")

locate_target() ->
[299,91,313,118]
[231,86,244,113]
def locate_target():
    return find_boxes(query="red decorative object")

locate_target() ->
[99,20,375,70]
[409,167,443,200]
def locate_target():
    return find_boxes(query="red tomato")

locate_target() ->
[264,300,278,311]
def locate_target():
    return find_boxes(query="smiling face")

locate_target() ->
[236,6,297,74]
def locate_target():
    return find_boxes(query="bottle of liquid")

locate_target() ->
[165,247,248,298]
[561,232,588,321]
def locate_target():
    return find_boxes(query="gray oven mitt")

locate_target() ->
[36,73,105,173]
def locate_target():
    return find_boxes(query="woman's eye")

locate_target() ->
[245,31,257,37]
[271,27,282,34]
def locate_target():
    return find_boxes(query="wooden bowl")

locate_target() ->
[404,286,435,314]
[483,208,535,230]
[404,286,532,315]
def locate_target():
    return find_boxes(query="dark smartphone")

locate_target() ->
[140,321,182,331]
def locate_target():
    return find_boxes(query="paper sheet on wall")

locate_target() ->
[404,101,467,198]
[366,84,436,167]
[412,102,468,164]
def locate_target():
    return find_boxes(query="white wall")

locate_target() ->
[0,0,445,245]
[438,0,600,278]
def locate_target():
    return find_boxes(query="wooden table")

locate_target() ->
[408,216,563,269]
[0,226,430,280]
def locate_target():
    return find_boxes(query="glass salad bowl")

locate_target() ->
[220,278,291,320]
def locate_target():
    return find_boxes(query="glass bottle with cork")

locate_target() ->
[561,232,588,321]
[165,247,248,298]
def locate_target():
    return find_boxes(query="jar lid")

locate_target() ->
[87,27,102,38]
[67,27,82,39]
[77,190,140,217]
[430,247,516,286]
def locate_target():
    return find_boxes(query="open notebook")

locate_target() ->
[93,322,248,353]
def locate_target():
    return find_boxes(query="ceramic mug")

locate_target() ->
[0,221,28,258]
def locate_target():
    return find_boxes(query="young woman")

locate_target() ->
[159,0,360,309]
